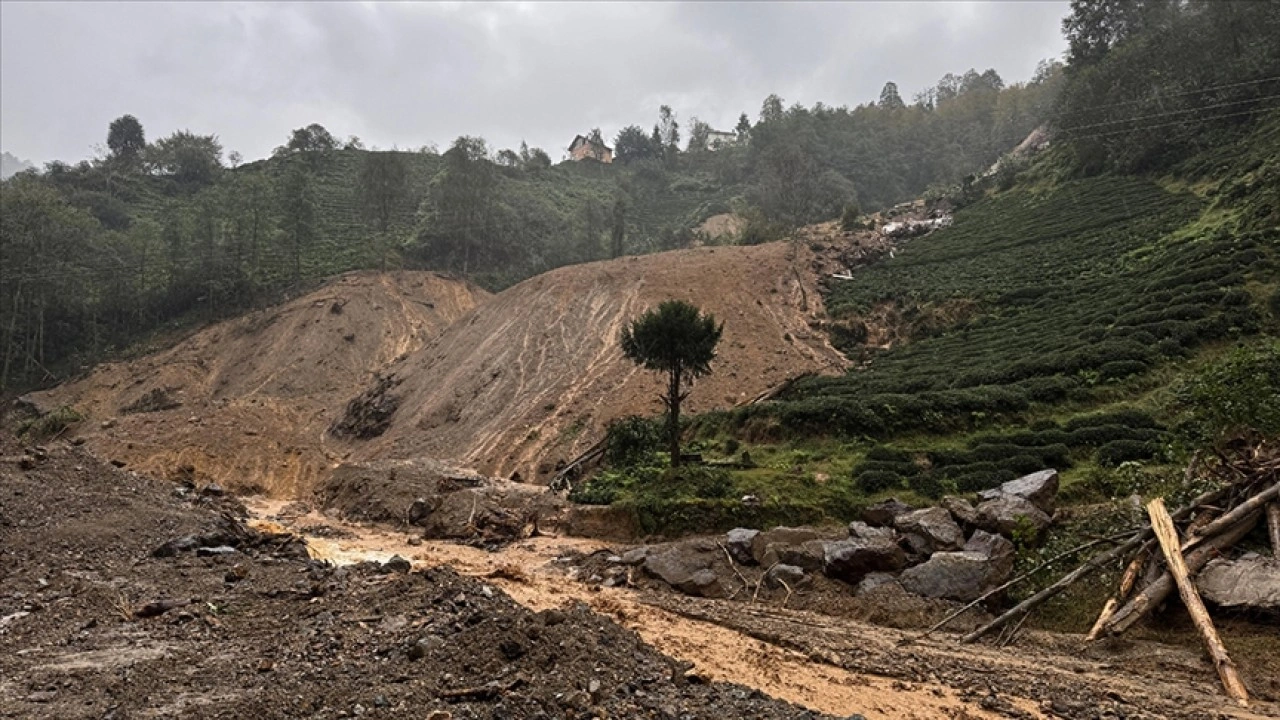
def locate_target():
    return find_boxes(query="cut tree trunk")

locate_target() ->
[1147,498,1249,707]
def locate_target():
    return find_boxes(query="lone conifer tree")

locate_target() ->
[620,300,723,466]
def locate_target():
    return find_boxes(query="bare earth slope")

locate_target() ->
[27,271,487,496]
[352,241,849,482]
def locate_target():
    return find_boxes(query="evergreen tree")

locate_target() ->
[620,300,722,466]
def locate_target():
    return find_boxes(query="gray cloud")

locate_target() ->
[0,1,1067,166]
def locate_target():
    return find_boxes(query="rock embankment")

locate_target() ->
[595,470,1060,604]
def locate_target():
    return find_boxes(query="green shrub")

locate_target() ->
[1096,440,1160,466]
[906,473,948,499]
[855,469,902,494]
[1172,340,1280,446]
[604,415,663,467]
[840,203,865,232]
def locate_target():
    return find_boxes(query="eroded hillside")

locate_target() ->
[26,271,488,496]
[346,241,851,482]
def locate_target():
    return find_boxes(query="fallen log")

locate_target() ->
[1102,509,1261,636]
[1147,498,1249,707]
[1182,481,1279,552]
[961,485,1229,645]
[1086,539,1153,642]
[1268,502,1280,558]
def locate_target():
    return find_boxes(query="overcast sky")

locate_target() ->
[1,1,1068,166]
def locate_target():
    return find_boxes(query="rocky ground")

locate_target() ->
[0,436,834,720]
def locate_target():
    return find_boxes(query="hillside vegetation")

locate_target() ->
[2,60,1060,391]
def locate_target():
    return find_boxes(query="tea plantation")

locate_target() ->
[732,176,1268,441]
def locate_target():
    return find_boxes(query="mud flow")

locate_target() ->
[248,499,1280,720]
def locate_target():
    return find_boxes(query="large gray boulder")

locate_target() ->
[940,495,980,527]
[899,551,992,602]
[893,507,964,553]
[724,528,759,566]
[978,469,1059,514]
[822,538,906,584]
[861,498,915,527]
[763,539,827,571]
[642,539,729,598]
[1197,554,1280,612]
[764,563,808,589]
[750,526,823,565]
[975,494,1052,538]
[964,530,1016,586]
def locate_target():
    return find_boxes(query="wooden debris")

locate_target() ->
[1147,498,1249,707]
[1101,510,1260,636]
[960,484,1229,645]
[1182,481,1279,552]
[1267,502,1280,557]
[1086,539,1153,641]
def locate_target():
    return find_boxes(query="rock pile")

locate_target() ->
[625,470,1060,603]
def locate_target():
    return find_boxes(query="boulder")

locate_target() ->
[764,563,808,589]
[855,572,900,596]
[762,540,827,572]
[724,528,759,566]
[963,530,1015,586]
[899,533,933,560]
[750,526,823,565]
[893,507,964,552]
[620,547,649,566]
[643,539,728,598]
[673,569,729,599]
[900,551,992,602]
[861,498,915,527]
[974,494,1051,539]
[940,495,980,527]
[1197,554,1280,612]
[848,521,895,541]
[978,469,1059,514]
[822,538,906,584]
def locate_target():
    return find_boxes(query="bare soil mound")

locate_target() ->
[352,241,850,482]
[0,434,832,719]
[22,271,487,496]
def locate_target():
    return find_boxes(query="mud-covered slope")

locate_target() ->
[355,241,849,481]
[25,271,487,496]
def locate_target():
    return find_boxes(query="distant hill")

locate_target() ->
[0,151,34,179]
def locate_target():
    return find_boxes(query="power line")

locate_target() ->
[1057,93,1280,133]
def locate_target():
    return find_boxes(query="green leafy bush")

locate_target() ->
[1172,340,1280,446]
[1096,440,1160,466]
[604,415,663,467]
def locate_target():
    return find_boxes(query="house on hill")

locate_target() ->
[568,134,613,163]
[707,130,740,150]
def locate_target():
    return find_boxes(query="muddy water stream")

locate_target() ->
[247,499,1031,719]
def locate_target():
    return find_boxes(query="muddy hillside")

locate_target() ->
[26,271,488,497]
[348,240,850,483]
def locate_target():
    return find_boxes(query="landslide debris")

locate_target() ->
[22,271,487,496]
[351,241,851,482]
[0,433,834,719]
